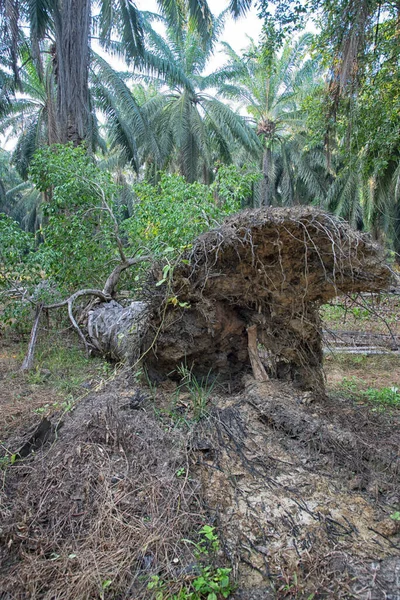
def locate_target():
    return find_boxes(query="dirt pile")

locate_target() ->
[194,378,400,599]
[1,372,399,599]
[0,375,204,600]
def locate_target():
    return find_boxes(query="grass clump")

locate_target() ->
[336,376,400,410]
[25,332,115,394]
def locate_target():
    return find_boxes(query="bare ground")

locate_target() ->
[0,334,399,599]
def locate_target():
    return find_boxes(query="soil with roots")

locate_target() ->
[89,208,392,394]
[1,366,399,600]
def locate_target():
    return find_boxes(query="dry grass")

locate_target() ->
[0,379,206,600]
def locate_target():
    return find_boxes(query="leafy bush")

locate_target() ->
[30,144,120,290]
[0,214,43,330]
[124,168,259,258]
[123,173,231,257]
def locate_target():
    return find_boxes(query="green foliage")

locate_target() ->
[212,164,261,209]
[30,144,120,290]
[0,213,36,275]
[0,213,43,331]
[147,526,233,600]
[174,364,216,421]
[123,172,241,257]
[219,34,324,206]
[363,387,400,409]
[131,13,260,183]
[336,376,400,411]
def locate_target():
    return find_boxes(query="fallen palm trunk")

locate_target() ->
[88,207,392,392]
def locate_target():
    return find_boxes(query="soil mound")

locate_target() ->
[0,374,203,599]
[1,372,399,599]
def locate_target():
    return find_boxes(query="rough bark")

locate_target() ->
[54,0,91,144]
[260,146,272,206]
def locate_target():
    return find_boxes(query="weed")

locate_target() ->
[143,367,159,401]
[390,511,400,521]
[99,578,112,600]
[338,376,363,394]
[0,444,17,470]
[351,307,370,320]
[363,386,400,408]
[175,364,216,421]
[320,303,346,323]
[147,526,233,600]
[336,377,400,410]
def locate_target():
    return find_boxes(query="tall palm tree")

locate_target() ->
[128,12,260,183]
[0,46,59,179]
[0,0,218,145]
[218,34,323,205]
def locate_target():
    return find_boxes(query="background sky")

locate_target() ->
[134,0,263,71]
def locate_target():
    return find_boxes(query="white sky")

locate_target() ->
[135,0,263,71]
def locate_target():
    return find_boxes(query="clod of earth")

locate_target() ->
[88,208,392,394]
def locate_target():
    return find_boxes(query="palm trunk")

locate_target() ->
[53,0,91,144]
[261,146,272,206]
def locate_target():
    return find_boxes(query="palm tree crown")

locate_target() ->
[130,12,260,182]
[218,34,324,205]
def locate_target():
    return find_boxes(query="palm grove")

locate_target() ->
[0,0,399,318]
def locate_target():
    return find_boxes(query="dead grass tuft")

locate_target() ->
[0,379,205,599]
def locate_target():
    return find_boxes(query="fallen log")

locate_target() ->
[88,207,393,393]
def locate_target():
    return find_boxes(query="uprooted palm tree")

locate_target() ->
[218,34,323,205]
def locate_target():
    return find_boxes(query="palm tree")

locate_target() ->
[128,12,260,183]
[218,34,323,205]
[0,46,59,179]
[0,148,42,231]
[0,0,219,145]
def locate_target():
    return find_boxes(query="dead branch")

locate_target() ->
[20,303,43,371]
[102,255,151,297]
[247,325,269,382]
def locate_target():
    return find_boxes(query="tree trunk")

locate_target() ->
[54,0,91,144]
[261,146,272,206]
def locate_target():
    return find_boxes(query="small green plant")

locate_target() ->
[99,578,112,600]
[196,526,220,555]
[320,303,346,323]
[175,364,216,421]
[390,511,400,521]
[363,386,400,408]
[147,526,233,599]
[338,376,362,394]
[175,467,186,478]
[351,306,370,320]
[336,377,400,411]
